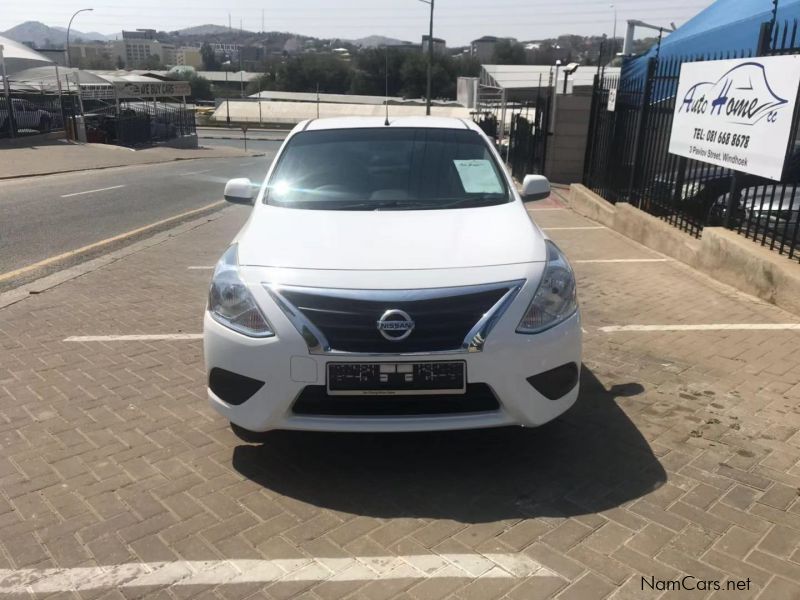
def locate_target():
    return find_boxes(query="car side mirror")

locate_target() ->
[521,174,551,202]
[224,178,255,205]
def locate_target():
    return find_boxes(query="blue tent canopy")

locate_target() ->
[625,0,800,80]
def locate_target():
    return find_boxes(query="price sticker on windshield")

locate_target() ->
[453,159,504,194]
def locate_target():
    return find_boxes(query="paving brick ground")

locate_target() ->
[0,196,799,599]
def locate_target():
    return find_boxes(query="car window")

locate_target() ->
[264,127,510,210]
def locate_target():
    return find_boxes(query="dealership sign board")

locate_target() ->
[668,55,800,181]
[113,80,191,98]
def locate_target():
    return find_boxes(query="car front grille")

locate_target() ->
[292,384,500,416]
[266,281,523,354]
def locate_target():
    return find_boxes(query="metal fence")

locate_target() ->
[474,95,551,182]
[0,94,73,139]
[472,112,498,140]
[583,18,800,261]
[82,98,196,147]
[507,98,551,181]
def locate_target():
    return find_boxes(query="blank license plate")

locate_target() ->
[327,361,466,396]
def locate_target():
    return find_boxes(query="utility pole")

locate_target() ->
[0,45,17,138]
[610,3,617,56]
[418,0,434,116]
[224,63,231,126]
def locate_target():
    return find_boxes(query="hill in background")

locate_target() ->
[2,21,112,45]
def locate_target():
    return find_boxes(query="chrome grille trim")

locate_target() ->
[264,281,525,356]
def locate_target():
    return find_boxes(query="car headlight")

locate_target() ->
[208,244,275,337]
[517,240,578,334]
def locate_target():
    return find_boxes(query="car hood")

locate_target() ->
[236,202,546,270]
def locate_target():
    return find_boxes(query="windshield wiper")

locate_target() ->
[271,197,506,211]
[383,196,507,210]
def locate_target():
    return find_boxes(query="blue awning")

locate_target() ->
[625,0,800,81]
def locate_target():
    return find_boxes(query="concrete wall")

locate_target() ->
[544,95,592,185]
[568,184,800,316]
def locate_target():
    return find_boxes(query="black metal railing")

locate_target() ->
[583,17,800,261]
[81,99,195,147]
[472,112,498,140]
[507,98,551,181]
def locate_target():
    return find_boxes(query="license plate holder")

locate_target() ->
[326,361,466,396]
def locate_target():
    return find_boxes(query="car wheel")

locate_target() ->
[230,423,271,443]
[38,118,51,133]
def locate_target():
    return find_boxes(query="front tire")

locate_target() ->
[230,422,271,443]
[38,117,51,134]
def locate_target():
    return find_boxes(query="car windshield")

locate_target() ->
[264,127,510,210]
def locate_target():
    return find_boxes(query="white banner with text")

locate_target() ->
[668,55,800,181]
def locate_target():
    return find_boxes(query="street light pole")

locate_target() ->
[223,60,231,126]
[610,3,618,56]
[419,0,434,116]
[66,8,94,68]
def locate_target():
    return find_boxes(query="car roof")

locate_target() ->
[298,116,480,133]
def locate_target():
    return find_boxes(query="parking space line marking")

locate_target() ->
[0,555,558,592]
[543,226,607,230]
[65,334,202,342]
[600,324,800,332]
[188,266,215,270]
[61,185,126,198]
[574,258,672,264]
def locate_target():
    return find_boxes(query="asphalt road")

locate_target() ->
[0,137,283,285]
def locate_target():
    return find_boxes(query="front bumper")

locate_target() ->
[203,306,582,433]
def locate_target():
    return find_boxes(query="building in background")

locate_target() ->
[68,42,115,68]
[421,35,446,55]
[113,30,174,68]
[175,47,202,68]
[30,47,66,66]
[161,44,176,66]
[239,45,265,70]
[210,42,241,62]
[471,36,500,63]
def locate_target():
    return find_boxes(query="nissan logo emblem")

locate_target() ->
[376,309,415,341]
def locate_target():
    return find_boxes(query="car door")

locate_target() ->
[14,100,34,129]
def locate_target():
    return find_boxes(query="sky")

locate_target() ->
[6,0,718,45]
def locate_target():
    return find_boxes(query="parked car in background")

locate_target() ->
[648,145,800,226]
[711,184,800,241]
[0,98,53,134]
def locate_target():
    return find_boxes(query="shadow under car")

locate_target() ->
[232,366,665,522]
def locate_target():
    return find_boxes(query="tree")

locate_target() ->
[200,42,220,70]
[279,53,352,94]
[139,55,162,70]
[81,55,115,70]
[348,48,406,97]
[245,72,278,96]
[187,75,213,101]
[167,71,213,101]
[492,40,527,65]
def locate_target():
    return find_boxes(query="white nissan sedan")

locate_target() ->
[204,117,581,437]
